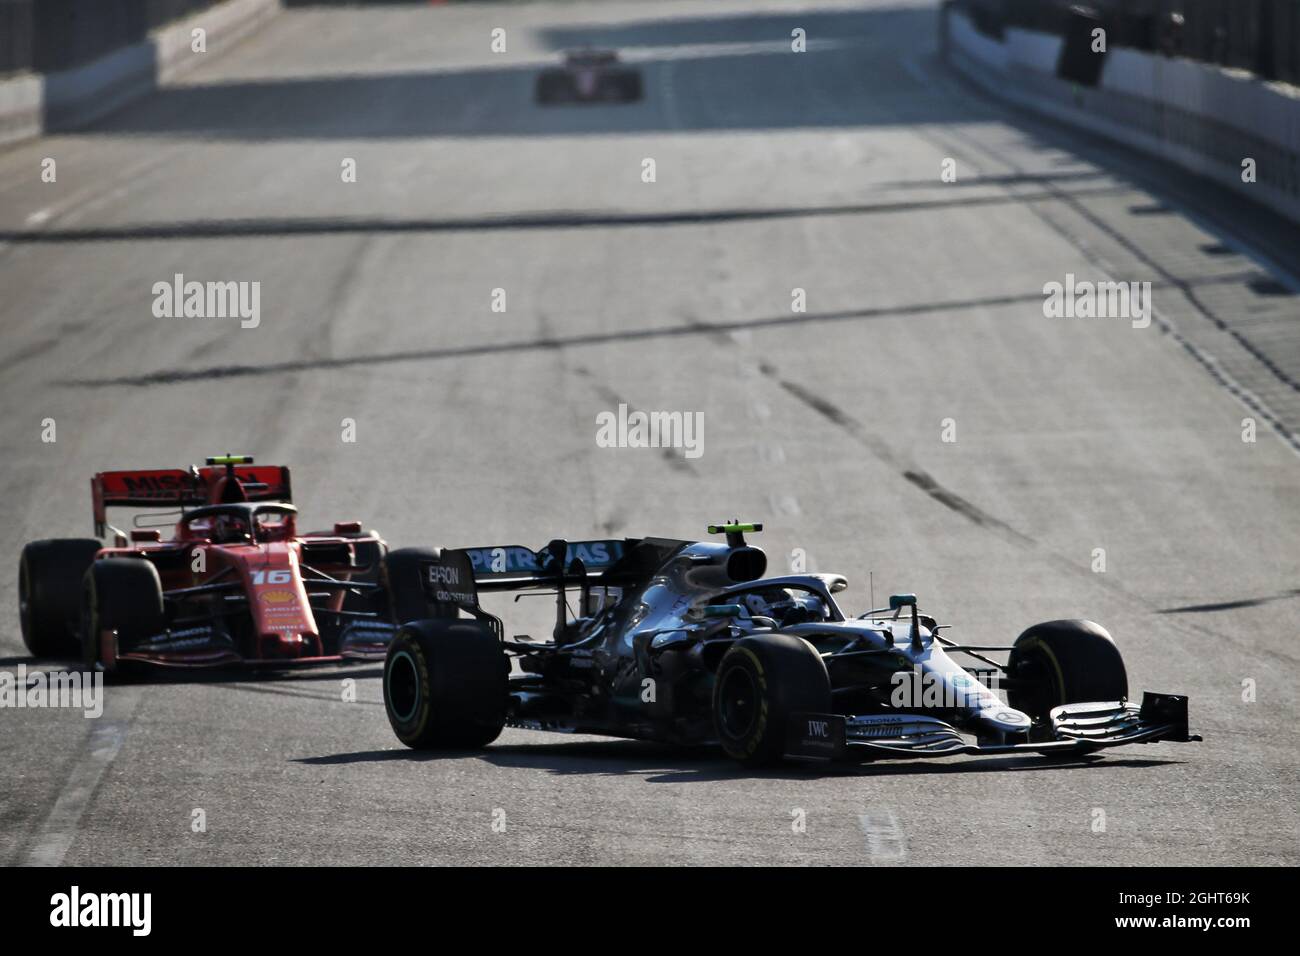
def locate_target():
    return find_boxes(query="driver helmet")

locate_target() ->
[764,591,828,626]
[742,593,772,621]
[212,514,247,544]
[790,594,826,623]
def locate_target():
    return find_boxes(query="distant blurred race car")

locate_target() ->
[18,455,403,670]
[535,49,642,104]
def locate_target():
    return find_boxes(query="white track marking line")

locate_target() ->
[858,811,907,864]
[2,150,177,257]
[22,685,142,867]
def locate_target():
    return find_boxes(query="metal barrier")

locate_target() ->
[1,0,222,76]
[957,0,1300,84]
[0,0,36,73]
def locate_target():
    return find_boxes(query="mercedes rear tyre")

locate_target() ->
[384,619,508,749]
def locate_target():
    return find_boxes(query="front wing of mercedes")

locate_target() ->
[786,693,1200,761]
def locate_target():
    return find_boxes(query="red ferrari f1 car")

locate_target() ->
[18,456,404,670]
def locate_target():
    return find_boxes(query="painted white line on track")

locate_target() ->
[1,149,178,257]
[858,810,907,864]
[22,684,142,866]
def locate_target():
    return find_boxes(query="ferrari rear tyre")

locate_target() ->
[81,558,165,668]
[19,538,103,658]
[1007,619,1128,727]
[713,633,831,766]
[342,530,385,615]
[351,533,384,575]
[384,619,507,749]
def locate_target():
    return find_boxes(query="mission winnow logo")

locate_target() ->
[49,886,151,936]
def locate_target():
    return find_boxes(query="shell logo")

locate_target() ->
[261,589,296,605]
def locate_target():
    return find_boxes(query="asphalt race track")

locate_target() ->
[1,0,1297,866]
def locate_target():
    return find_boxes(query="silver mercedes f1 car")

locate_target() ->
[381,523,1199,766]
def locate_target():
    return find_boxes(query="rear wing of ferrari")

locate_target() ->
[91,461,292,536]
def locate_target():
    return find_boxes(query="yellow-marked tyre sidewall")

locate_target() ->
[1008,620,1128,724]
[383,619,507,750]
[713,634,831,766]
[384,633,434,746]
[715,646,769,761]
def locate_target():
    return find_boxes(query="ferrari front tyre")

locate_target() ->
[713,633,831,766]
[81,558,165,668]
[383,619,507,749]
[1006,619,1129,727]
[19,538,103,658]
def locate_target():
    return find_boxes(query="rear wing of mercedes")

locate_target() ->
[91,458,292,536]
[460,539,632,590]
[415,540,641,644]
[410,537,692,643]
